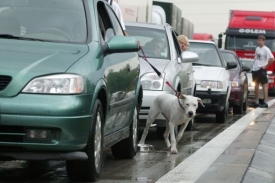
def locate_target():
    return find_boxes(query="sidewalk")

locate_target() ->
[156,99,275,183]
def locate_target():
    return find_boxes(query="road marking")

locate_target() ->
[156,99,275,183]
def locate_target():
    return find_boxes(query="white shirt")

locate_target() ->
[107,0,126,30]
[252,45,274,71]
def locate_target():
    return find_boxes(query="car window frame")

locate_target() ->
[97,1,115,42]
[105,4,124,36]
[171,30,182,58]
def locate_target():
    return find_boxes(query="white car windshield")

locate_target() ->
[0,0,87,43]
[188,42,222,67]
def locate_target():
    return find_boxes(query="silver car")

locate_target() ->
[125,22,198,138]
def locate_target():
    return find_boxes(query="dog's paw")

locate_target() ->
[170,147,178,154]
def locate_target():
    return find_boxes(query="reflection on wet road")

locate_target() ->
[0,105,258,183]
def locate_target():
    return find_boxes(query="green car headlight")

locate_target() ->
[22,74,84,94]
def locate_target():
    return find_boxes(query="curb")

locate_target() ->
[156,99,275,183]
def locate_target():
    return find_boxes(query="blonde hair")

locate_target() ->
[177,35,189,46]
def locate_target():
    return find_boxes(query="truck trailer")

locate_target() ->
[152,1,194,39]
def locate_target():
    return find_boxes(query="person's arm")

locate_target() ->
[264,48,274,68]
[266,58,275,68]
[112,2,129,36]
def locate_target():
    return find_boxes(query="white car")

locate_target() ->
[188,40,237,123]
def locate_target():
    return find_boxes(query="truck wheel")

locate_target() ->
[66,99,104,182]
[216,101,229,123]
[111,104,139,159]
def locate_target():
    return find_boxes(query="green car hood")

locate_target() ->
[0,40,89,97]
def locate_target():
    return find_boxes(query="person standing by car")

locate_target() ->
[106,0,129,36]
[178,35,189,51]
[250,35,274,108]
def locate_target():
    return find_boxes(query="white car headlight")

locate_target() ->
[22,74,84,94]
[200,81,223,89]
[141,73,164,90]
[231,81,239,88]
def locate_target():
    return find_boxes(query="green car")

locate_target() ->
[0,0,142,182]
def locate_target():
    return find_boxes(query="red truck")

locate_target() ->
[194,33,215,42]
[218,10,275,94]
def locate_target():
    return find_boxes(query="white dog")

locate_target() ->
[139,93,204,154]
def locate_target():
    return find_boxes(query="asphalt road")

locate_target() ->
[0,99,260,183]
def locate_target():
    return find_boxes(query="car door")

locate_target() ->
[105,3,139,129]
[98,2,138,134]
[170,29,193,95]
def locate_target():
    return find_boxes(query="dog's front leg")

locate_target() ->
[169,123,178,154]
[176,122,188,143]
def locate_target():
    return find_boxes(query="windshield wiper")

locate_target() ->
[0,34,51,42]
[192,63,213,66]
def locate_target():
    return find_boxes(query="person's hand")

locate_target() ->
[261,66,267,69]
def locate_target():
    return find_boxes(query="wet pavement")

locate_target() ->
[156,98,275,183]
[0,103,256,183]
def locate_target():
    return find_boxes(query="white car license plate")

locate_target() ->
[269,79,274,83]
[203,99,211,103]
[249,91,255,95]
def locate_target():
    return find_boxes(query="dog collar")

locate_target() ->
[178,99,185,111]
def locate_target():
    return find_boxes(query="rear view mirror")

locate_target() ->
[226,61,237,70]
[180,51,199,63]
[218,33,223,48]
[107,36,139,54]
[242,65,251,72]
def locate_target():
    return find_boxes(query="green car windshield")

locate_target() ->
[0,0,87,43]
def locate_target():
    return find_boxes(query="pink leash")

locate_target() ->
[139,44,182,98]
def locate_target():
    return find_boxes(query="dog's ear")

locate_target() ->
[178,94,186,99]
[197,97,205,107]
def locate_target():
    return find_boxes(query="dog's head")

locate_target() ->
[179,94,204,118]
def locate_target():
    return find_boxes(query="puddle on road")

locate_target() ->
[136,177,154,182]
[138,144,155,152]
